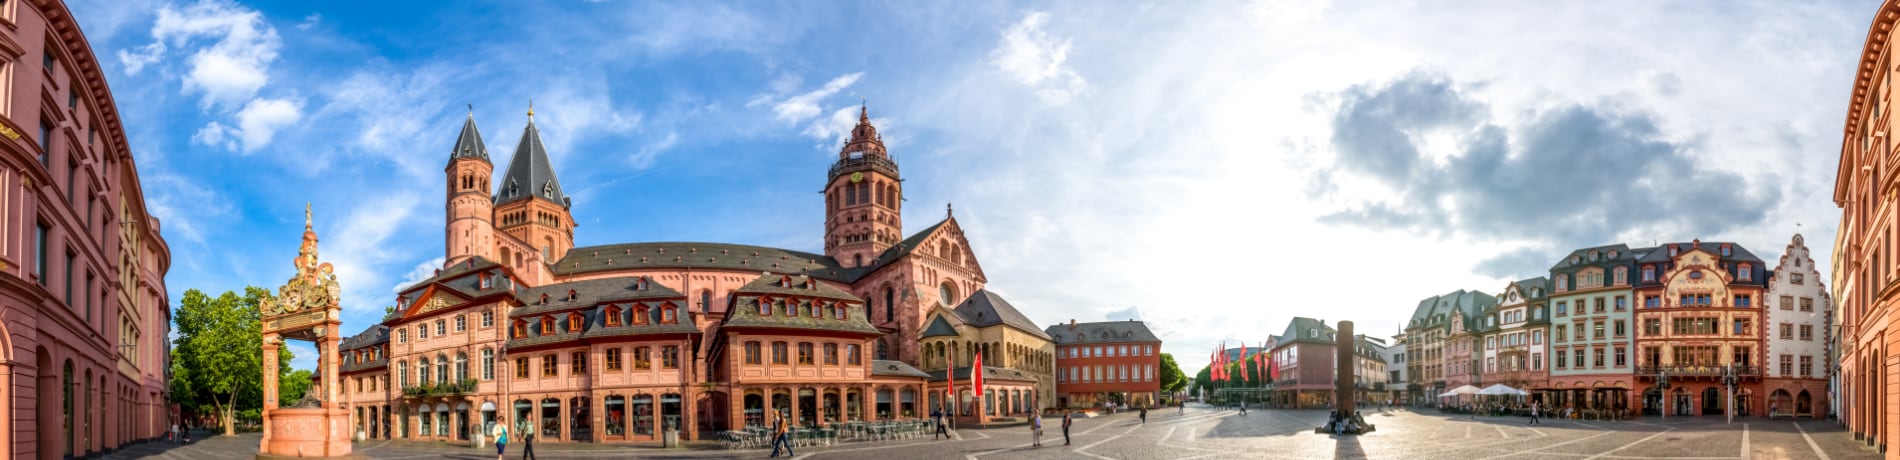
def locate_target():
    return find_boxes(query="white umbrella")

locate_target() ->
[1478,384,1524,396]
[1447,385,1483,395]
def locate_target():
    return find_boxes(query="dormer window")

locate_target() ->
[1739,263,1752,281]
[779,300,793,316]
[479,273,492,289]
[1669,245,1679,257]
[606,306,623,326]
[540,316,554,335]
[540,293,550,305]
[634,304,650,324]
[513,320,526,338]
[1609,250,1618,258]
[834,303,846,319]
[568,313,583,332]
[1721,244,1731,257]
[1589,250,1599,261]
[806,301,818,318]
[661,305,677,324]
[1309,328,1318,338]
[780,276,793,288]
[636,277,649,290]
[757,299,771,316]
[567,289,579,301]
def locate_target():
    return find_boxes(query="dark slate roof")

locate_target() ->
[1045,320,1160,344]
[951,290,1049,340]
[1550,243,1640,272]
[1407,289,1470,328]
[720,274,881,335]
[1634,241,1769,288]
[1513,277,1549,300]
[1277,317,1338,345]
[926,366,1040,382]
[511,276,683,317]
[494,118,569,208]
[340,324,390,351]
[870,360,932,379]
[921,315,962,339]
[341,355,387,373]
[451,111,489,161]
[581,303,701,339]
[551,217,955,285]
[393,257,515,320]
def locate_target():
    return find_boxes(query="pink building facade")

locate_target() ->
[0,1,175,458]
[334,106,1007,443]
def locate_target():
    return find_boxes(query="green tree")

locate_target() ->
[279,369,314,406]
[1226,361,1245,387]
[1157,353,1189,394]
[171,287,292,435]
[1244,357,1261,387]
[1192,366,1211,395]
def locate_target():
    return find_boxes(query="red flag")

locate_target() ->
[948,357,956,411]
[972,352,985,404]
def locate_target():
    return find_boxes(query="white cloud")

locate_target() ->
[771,72,863,124]
[137,0,283,108]
[990,12,1090,105]
[191,121,232,149]
[393,256,447,295]
[233,97,303,152]
[323,192,424,314]
[142,172,233,245]
[629,131,678,170]
[297,13,322,31]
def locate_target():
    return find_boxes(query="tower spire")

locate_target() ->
[527,99,535,120]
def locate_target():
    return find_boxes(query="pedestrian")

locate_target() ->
[519,421,536,460]
[492,415,509,460]
[1030,411,1043,447]
[1062,410,1073,446]
[1178,401,1185,415]
[169,423,177,441]
[933,406,949,439]
[770,411,794,457]
[1139,406,1147,424]
[1528,403,1540,425]
[1239,400,1247,416]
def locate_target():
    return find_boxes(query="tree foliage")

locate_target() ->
[1192,365,1211,395]
[279,369,313,406]
[170,287,293,435]
[1157,353,1189,393]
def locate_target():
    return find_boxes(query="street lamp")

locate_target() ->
[1723,365,1738,425]
[1658,369,1669,420]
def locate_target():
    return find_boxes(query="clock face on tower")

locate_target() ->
[850,172,864,183]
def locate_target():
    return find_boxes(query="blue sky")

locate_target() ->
[68,0,1874,375]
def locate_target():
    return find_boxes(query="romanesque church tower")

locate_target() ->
[492,107,576,268]
[824,105,903,268]
[444,110,495,268]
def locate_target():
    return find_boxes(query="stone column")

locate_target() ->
[261,334,280,450]
[1336,321,1355,415]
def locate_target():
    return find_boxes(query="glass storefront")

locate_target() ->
[605,396,626,436]
[633,395,654,435]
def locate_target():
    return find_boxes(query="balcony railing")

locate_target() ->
[827,155,900,181]
[402,378,479,398]
[1633,365,1759,377]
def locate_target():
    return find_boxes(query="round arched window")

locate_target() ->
[939,282,958,306]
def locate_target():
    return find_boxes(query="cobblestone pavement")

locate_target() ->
[98,406,1885,459]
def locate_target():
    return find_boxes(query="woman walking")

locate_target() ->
[492,416,510,460]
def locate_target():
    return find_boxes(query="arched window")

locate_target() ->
[700,289,713,312]
[455,352,468,381]
[418,357,432,384]
[398,360,410,386]
[481,349,495,380]
[885,287,896,320]
[938,282,957,307]
[436,354,449,384]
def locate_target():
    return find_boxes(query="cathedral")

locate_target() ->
[330,105,1053,443]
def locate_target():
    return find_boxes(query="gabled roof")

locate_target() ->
[1513,277,1549,300]
[1277,317,1338,346]
[549,217,965,285]
[951,290,1049,340]
[720,274,881,335]
[1550,243,1639,272]
[870,360,932,379]
[494,118,569,208]
[451,111,488,161]
[1045,320,1160,344]
[921,314,962,339]
[511,276,682,317]
[340,324,390,351]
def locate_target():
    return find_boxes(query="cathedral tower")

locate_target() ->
[493,106,576,266]
[444,109,495,267]
[824,104,903,268]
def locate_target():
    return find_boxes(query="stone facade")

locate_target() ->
[1764,234,1831,417]
[1632,241,1768,417]
[1480,278,1549,391]
[333,105,1006,444]
[0,1,175,458]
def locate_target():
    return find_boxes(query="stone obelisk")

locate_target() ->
[1335,320,1355,414]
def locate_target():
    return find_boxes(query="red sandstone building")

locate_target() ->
[1046,320,1160,408]
[1632,241,1767,416]
[334,105,1040,443]
[0,1,175,458]
[1834,1,1900,453]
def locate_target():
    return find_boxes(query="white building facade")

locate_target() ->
[1765,234,1832,417]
